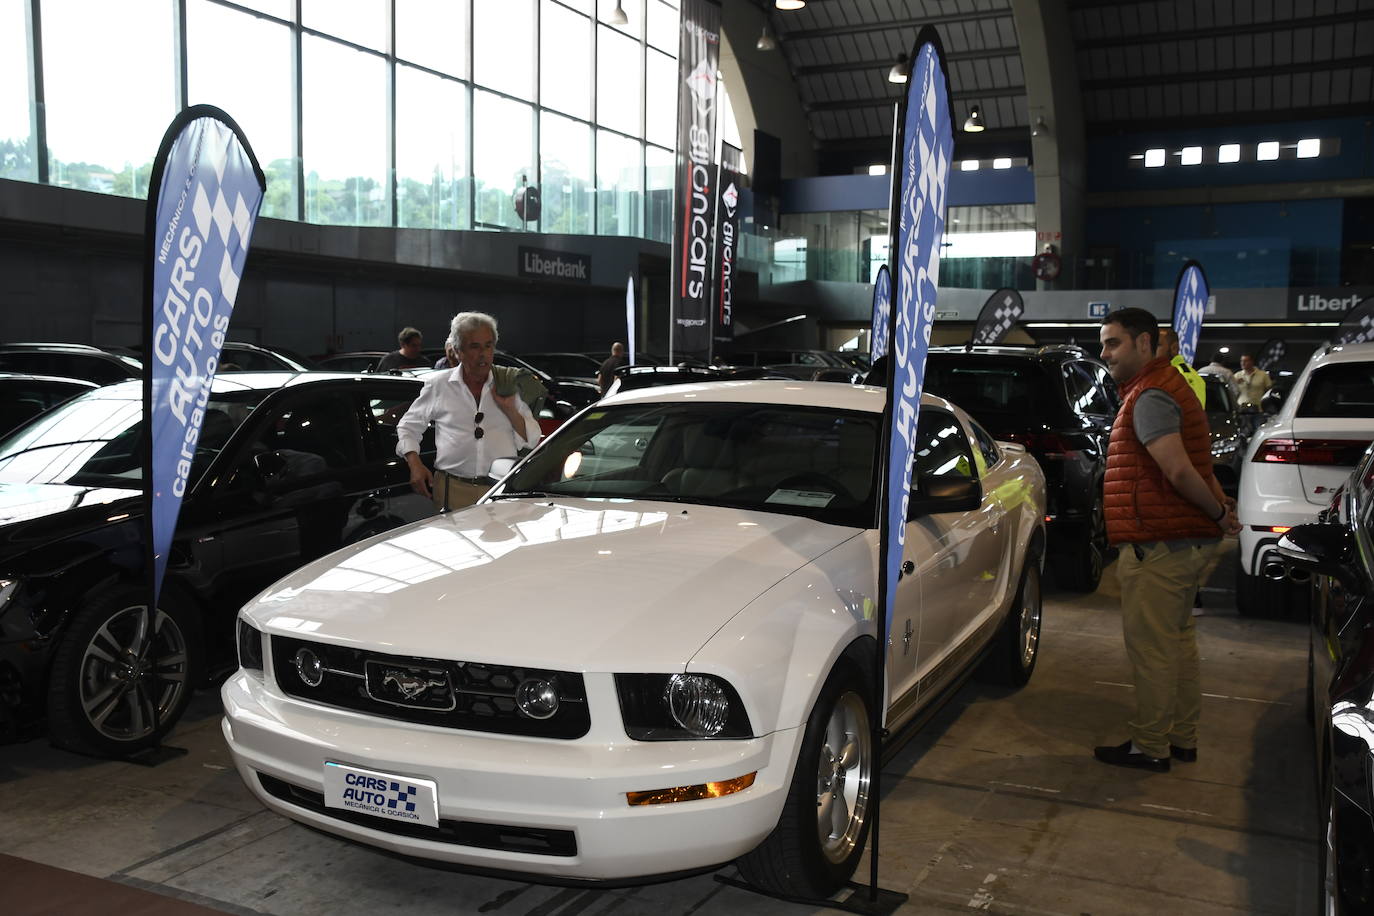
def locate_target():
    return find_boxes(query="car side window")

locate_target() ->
[366,389,435,461]
[1089,363,1120,412]
[1064,363,1112,417]
[969,419,1001,471]
[225,392,364,497]
[911,410,977,491]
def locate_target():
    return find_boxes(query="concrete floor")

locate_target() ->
[0,541,1318,915]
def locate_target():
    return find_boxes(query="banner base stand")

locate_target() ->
[713,874,908,915]
[122,743,189,768]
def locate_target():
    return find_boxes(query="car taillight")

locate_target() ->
[1001,431,1076,459]
[1251,438,1371,466]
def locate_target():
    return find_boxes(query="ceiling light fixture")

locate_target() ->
[756,23,777,51]
[608,0,628,26]
[775,0,807,10]
[1031,115,1047,137]
[963,105,985,132]
[887,53,909,84]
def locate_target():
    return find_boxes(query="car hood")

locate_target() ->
[0,481,139,562]
[243,498,862,672]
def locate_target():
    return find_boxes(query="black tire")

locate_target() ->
[1306,636,1317,728]
[47,584,201,757]
[978,560,1042,687]
[737,660,873,899]
[1052,497,1105,593]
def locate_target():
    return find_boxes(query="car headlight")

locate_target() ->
[236,618,264,672]
[615,673,753,740]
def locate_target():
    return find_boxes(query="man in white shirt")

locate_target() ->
[396,312,541,510]
[1233,353,1272,410]
[1195,350,1237,398]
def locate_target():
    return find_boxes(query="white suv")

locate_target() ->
[1236,342,1374,617]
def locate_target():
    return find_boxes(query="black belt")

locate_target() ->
[436,469,487,485]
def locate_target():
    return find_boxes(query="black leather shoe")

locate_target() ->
[1170,745,1197,762]
[1094,740,1170,772]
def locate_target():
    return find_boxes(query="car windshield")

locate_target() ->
[496,402,880,528]
[0,386,266,488]
[1298,362,1374,419]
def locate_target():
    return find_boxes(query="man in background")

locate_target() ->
[376,327,429,372]
[597,341,627,396]
[1196,349,1237,398]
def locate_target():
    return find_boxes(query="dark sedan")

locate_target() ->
[1281,443,1374,914]
[0,372,437,754]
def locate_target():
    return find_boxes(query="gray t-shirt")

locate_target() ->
[1133,388,1180,445]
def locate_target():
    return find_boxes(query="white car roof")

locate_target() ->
[1302,341,1374,371]
[599,379,958,416]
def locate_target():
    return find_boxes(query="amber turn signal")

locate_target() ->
[625,772,757,807]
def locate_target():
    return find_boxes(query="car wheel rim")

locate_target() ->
[1324,799,1338,916]
[1020,569,1042,669]
[815,690,871,865]
[79,606,188,743]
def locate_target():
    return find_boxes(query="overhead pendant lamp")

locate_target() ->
[887,53,909,84]
[756,24,777,51]
[963,105,985,132]
[608,0,628,26]
[775,0,806,10]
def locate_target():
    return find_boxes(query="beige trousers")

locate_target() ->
[1117,541,1213,758]
[432,470,488,512]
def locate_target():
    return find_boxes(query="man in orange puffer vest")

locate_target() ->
[1093,308,1241,773]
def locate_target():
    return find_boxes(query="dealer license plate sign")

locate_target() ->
[323,762,440,829]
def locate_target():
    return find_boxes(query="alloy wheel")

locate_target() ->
[1020,567,1042,669]
[78,606,188,742]
[815,690,871,865]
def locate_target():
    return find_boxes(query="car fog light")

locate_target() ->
[516,678,560,719]
[294,648,324,687]
[666,674,729,737]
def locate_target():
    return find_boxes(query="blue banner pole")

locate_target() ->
[139,105,264,756]
[869,25,954,903]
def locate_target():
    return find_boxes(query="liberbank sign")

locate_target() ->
[1289,288,1374,320]
[518,246,591,284]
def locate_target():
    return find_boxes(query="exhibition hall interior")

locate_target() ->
[1,0,1373,914]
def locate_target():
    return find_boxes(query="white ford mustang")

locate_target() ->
[222,381,1046,896]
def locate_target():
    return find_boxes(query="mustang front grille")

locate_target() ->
[270,635,590,739]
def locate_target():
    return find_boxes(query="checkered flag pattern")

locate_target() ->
[972,289,1024,345]
[1256,338,1286,372]
[1335,297,1374,345]
[386,781,418,813]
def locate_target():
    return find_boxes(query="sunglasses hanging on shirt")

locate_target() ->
[474,411,485,440]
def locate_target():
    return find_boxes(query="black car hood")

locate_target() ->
[0,481,140,567]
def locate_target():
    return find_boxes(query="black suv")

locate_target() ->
[0,342,141,385]
[0,372,438,754]
[923,345,1118,591]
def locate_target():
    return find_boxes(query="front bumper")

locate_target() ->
[221,670,798,880]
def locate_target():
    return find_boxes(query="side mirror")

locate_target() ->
[253,450,287,481]
[908,475,981,519]
[1261,387,1284,416]
[1278,523,1358,590]
[488,457,517,480]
